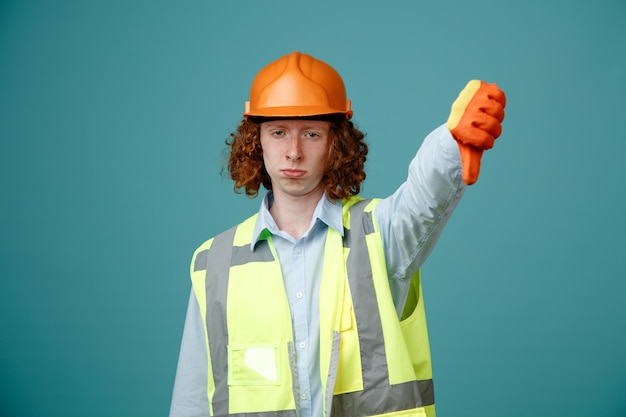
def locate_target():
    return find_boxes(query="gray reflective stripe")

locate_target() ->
[331,379,435,415]
[362,211,375,235]
[342,200,434,415]
[346,199,389,388]
[324,331,341,417]
[194,249,209,271]
[200,226,237,416]
[232,239,274,266]
[342,228,351,248]
[287,342,300,417]
[196,229,291,417]
[216,411,297,417]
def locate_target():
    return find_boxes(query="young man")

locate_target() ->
[170,51,506,417]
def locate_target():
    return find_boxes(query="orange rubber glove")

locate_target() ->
[447,80,506,185]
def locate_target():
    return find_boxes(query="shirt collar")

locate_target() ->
[251,191,344,249]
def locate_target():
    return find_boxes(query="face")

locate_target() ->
[260,119,330,201]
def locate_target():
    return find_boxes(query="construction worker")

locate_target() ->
[170,51,506,417]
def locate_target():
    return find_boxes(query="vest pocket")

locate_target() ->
[228,344,281,386]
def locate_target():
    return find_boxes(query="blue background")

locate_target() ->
[1,1,625,416]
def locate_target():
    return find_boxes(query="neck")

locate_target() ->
[269,189,325,240]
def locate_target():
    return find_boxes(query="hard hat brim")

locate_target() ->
[244,104,353,120]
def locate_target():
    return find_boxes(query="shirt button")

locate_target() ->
[301,393,307,400]
[296,291,303,299]
[294,246,302,254]
[298,341,306,349]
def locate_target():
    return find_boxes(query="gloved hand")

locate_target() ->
[447,80,506,185]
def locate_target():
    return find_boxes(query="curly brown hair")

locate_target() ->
[225,117,368,200]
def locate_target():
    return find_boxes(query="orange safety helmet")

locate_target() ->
[244,51,353,120]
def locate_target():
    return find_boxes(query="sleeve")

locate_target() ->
[374,124,466,314]
[169,289,210,417]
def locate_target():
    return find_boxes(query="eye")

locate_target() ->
[304,131,322,139]
[271,129,285,137]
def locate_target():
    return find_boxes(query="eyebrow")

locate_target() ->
[263,123,328,131]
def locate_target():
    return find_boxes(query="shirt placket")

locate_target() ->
[290,239,312,417]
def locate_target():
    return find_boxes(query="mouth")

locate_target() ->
[281,169,306,178]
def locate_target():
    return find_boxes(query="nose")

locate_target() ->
[286,136,302,161]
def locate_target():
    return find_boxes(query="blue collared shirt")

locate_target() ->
[170,124,466,417]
